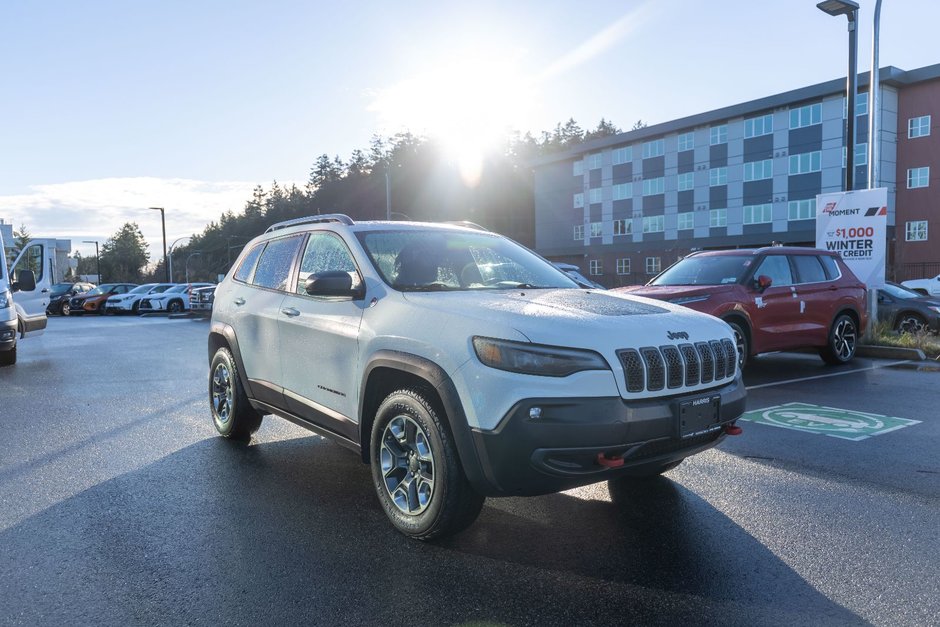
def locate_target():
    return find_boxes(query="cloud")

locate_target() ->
[0,177,289,257]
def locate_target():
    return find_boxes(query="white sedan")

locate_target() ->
[138,283,213,314]
[901,274,940,297]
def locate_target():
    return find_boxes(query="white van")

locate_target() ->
[0,230,48,366]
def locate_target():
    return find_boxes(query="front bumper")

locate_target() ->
[0,317,16,350]
[468,376,746,496]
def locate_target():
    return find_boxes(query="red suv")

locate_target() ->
[616,247,867,367]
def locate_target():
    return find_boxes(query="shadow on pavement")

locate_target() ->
[0,435,866,625]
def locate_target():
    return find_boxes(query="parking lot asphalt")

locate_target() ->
[1,316,937,626]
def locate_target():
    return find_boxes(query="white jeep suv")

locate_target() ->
[208,215,746,539]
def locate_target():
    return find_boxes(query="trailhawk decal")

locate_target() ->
[739,402,920,441]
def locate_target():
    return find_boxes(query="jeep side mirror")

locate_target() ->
[755,275,772,291]
[11,269,36,293]
[305,271,365,299]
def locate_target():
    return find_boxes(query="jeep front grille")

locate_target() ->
[617,338,736,393]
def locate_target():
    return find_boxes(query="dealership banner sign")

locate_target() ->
[815,188,888,287]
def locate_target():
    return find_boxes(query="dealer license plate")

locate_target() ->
[677,395,721,438]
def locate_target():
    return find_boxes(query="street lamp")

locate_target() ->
[817,0,860,191]
[868,0,884,189]
[82,240,101,283]
[167,236,191,283]
[185,251,201,283]
[149,207,169,282]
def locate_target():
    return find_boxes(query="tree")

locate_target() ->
[632,119,648,130]
[7,223,31,266]
[99,222,150,282]
[584,118,622,141]
[309,154,343,190]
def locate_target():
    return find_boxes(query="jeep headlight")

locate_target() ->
[472,336,609,377]
[0,290,10,309]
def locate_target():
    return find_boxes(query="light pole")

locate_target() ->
[385,162,391,221]
[167,236,191,283]
[817,0,860,191]
[868,0,883,189]
[149,207,169,281]
[82,240,101,283]
[185,252,201,283]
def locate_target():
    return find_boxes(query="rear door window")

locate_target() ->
[754,255,793,287]
[792,255,827,284]
[251,236,303,291]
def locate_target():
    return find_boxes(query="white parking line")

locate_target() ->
[745,360,913,390]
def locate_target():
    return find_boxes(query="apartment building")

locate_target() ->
[533,64,940,286]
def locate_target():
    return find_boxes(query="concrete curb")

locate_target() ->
[857,345,927,361]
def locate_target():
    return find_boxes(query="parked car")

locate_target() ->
[68,283,138,315]
[552,262,605,289]
[139,283,213,313]
[616,247,868,368]
[901,273,940,298]
[105,283,175,314]
[189,285,216,314]
[46,282,96,315]
[208,214,746,539]
[877,282,940,334]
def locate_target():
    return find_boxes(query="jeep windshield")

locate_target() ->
[650,255,753,286]
[356,229,578,291]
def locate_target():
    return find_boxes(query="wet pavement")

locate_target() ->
[1,316,937,625]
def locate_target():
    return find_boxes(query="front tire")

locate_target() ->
[370,388,484,540]
[168,299,184,313]
[209,347,263,440]
[725,320,750,369]
[0,345,15,367]
[820,313,858,365]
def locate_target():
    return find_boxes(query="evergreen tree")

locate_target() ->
[584,118,622,140]
[99,222,150,282]
[7,223,31,266]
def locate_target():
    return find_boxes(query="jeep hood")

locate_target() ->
[402,288,733,347]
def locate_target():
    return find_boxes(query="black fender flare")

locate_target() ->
[208,321,255,399]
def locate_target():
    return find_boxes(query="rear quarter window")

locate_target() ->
[234,243,264,283]
[818,255,841,280]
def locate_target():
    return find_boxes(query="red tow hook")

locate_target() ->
[724,423,743,436]
[596,453,625,468]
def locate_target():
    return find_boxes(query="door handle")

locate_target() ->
[41,288,50,293]
[281,307,300,317]
[233,297,246,306]
[828,285,838,291]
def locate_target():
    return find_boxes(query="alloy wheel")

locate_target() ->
[897,315,925,334]
[211,363,233,423]
[832,318,857,360]
[380,415,436,516]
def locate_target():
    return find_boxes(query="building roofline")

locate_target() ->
[531,63,940,167]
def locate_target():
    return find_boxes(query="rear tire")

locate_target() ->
[168,299,184,313]
[0,345,15,367]
[370,388,484,540]
[820,313,858,365]
[209,347,263,441]
[896,313,926,335]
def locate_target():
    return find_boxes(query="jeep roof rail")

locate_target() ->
[445,220,489,232]
[265,214,355,233]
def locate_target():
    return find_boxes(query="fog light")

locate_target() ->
[529,407,542,420]
[0,329,14,341]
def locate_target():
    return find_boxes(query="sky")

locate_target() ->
[1,0,938,261]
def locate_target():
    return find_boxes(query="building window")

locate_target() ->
[642,139,664,159]
[612,146,633,165]
[790,103,822,129]
[907,167,930,189]
[573,192,584,209]
[616,258,631,275]
[743,159,773,181]
[710,208,727,227]
[709,125,727,145]
[612,182,632,201]
[678,132,694,151]
[677,212,694,230]
[573,224,584,240]
[909,115,931,138]
[744,114,773,138]
[613,219,632,236]
[589,260,602,276]
[642,215,665,233]
[588,187,603,204]
[645,257,661,275]
[743,203,773,224]
[709,167,727,187]
[586,153,603,170]
[788,199,816,221]
[642,177,665,196]
[573,160,584,177]
[906,221,928,241]
[590,222,603,237]
[842,143,868,167]
[842,93,869,117]
[677,172,694,191]
[789,151,822,175]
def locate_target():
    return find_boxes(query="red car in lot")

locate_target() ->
[616,247,868,367]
